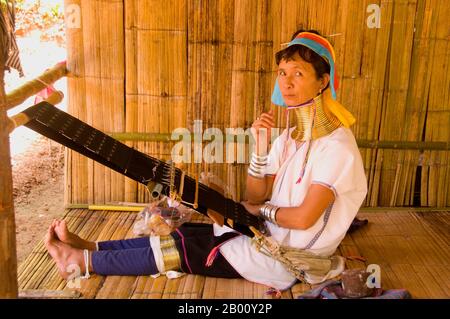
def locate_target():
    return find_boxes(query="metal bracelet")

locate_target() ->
[269,205,279,224]
[249,161,265,170]
[259,204,269,220]
[259,203,279,225]
[249,164,264,177]
[251,152,268,165]
[248,168,264,179]
[252,152,269,162]
[248,153,267,179]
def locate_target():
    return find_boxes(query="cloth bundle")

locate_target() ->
[298,279,411,299]
[0,0,24,76]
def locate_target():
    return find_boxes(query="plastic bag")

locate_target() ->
[133,196,193,237]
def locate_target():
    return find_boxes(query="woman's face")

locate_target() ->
[277,52,329,106]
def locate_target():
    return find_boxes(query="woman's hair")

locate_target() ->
[275,29,330,84]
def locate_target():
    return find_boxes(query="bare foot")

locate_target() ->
[45,226,90,280]
[52,219,96,251]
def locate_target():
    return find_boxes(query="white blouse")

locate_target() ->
[216,126,368,290]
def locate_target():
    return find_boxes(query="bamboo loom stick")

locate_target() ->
[356,140,450,151]
[64,203,450,213]
[5,62,67,110]
[65,205,143,212]
[7,91,64,133]
[108,132,450,151]
[359,207,450,212]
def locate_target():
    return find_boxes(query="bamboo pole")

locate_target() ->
[356,140,450,151]
[5,62,67,110]
[65,204,143,212]
[7,91,65,133]
[108,132,450,151]
[0,42,18,298]
[62,203,448,213]
[359,207,450,213]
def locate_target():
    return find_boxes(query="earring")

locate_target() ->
[319,87,323,95]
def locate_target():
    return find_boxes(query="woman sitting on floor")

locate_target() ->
[45,28,368,291]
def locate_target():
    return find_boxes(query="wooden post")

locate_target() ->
[0,45,19,298]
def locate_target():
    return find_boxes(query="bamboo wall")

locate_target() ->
[65,0,450,207]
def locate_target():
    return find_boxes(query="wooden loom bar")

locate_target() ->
[65,204,144,212]
[359,207,450,213]
[19,289,81,299]
[0,42,19,298]
[7,91,64,133]
[108,132,450,151]
[64,203,450,213]
[356,140,450,151]
[5,61,67,110]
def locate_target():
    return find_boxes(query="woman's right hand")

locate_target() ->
[251,109,275,156]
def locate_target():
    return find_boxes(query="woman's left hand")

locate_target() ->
[241,201,263,216]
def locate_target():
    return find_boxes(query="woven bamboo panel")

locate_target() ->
[124,0,187,202]
[420,0,450,207]
[64,0,450,206]
[65,0,125,204]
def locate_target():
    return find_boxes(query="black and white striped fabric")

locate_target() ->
[0,0,24,76]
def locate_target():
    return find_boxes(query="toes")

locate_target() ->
[56,220,64,231]
[55,220,68,236]
[45,229,54,246]
[48,227,57,240]
[47,225,53,236]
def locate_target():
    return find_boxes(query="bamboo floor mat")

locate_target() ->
[18,209,449,299]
